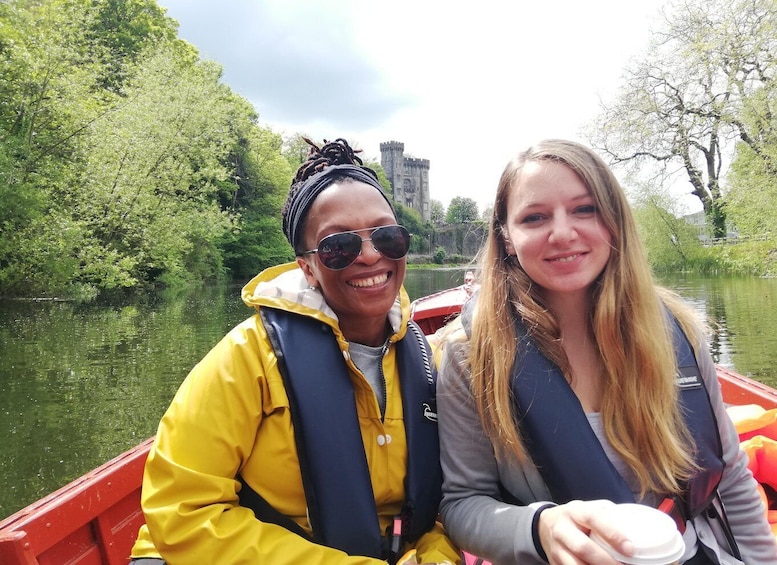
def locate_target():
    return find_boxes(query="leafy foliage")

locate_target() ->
[74,49,241,289]
[282,133,314,172]
[726,129,777,239]
[0,0,292,297]
[0,0,118,294]
[220,127,293,279]
[445,196,479,224]
[590,0,777,239]
[88,0,183,90]
[631,185,710,271]
[364,159,393,198]
[429,199,445,224]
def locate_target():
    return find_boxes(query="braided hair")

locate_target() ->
[292,137,372,183]
[283,138,378,215]
[281,137,393,253]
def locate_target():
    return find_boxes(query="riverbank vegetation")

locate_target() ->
[0,0,294,298]
[633,197,777,276]
[1,0,775,300]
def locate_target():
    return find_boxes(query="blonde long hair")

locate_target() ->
[469,139,700,497]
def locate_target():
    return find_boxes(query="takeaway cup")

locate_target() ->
[590,503,685,564]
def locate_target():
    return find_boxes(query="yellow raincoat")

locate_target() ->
[130,263,458,564]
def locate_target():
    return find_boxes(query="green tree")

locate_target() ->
[282,133,314,171]
[0,1,319,297]
[631,185,707,270]
[726,144,777,238]
[430,199,445,224]
[0,0,118,294]
[74,46,254,290]
[726,78,777,239]
[445,196,479,224]
[89,0,182,90]
[364,159,393,198]
[395,203,422,232]
[589,0,777,239]
[220,127,294,279]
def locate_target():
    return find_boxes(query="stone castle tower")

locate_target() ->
[379,141,430,221]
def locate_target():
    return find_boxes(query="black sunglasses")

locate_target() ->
[298,225,411,270]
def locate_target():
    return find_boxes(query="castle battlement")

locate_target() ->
[379,141,404,151]
[404,157,430,168]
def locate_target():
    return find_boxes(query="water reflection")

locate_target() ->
[0,285,252,518]
[1,270,775,519]
[659,273,777,386]
[403,267,471,300]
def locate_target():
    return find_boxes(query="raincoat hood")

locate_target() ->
[241,262,411,340]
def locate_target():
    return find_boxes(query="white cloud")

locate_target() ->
[158,0,672,214]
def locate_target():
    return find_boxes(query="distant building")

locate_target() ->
[683,210,709,241]
[379,141,431,221]
[682,210,739,242]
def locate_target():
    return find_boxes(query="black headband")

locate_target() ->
[283,164,396,251]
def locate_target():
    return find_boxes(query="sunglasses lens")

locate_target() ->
[371,225,410,259]
[317,232,362,270]
[315,225,411,270]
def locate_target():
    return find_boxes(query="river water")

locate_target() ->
[1,269,775,518]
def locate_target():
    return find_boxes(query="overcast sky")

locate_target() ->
[156,0,674,213]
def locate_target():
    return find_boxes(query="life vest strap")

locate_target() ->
[507,313,725,518]
[249,307,441,558]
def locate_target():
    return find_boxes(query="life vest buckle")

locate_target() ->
[391,514,403,552]
[382,515,404,564]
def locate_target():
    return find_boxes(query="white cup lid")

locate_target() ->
[590,503,685,564]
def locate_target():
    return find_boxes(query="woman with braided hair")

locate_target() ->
[129,138,458,564]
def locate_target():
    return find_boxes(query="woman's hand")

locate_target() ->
[537,500,635,564]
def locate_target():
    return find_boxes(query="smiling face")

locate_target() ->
[503,159,613,308]
[296,180,406,344]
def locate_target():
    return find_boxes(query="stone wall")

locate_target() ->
[433,223,487,257]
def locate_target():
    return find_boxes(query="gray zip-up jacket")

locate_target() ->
[437,326,777,564]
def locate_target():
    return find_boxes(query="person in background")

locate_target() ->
[462,271,478,298]
[129,138,459,564]
[435,139,777,564]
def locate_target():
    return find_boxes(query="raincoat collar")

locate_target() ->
[241,262,409,340]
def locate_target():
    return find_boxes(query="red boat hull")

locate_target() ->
[1,287,775,564]
[0,438,152,565]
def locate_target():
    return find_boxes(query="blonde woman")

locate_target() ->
[437,139,776,564]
